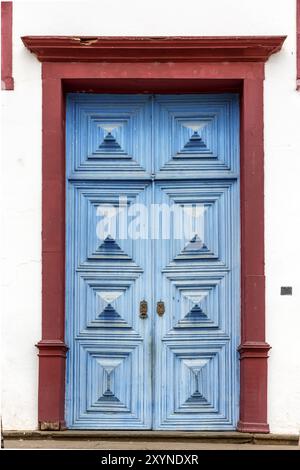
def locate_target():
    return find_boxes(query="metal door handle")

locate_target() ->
[156,300,165,316]
[139,300,148,319]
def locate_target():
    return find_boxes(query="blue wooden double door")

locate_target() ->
[66,94,240,430]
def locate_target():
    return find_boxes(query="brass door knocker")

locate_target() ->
[139,300,148,319]
[156,300,165,316]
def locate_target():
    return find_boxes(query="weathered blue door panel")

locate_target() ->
[152,95,240,429]
[65,95,153,429]
[65,93,240,430]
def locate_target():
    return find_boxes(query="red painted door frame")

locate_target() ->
[22,36,286,433]
[1,1,14,90]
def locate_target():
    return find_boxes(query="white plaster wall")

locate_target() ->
[1,0,300,433]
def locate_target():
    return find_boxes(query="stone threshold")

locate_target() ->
[3,430,299,446]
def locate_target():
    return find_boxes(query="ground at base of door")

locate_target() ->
[3,439,300,450]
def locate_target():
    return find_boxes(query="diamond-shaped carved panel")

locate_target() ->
[97,291,124,322]
[70,341,150,428]
[162,272,228,332]
[174,118,214,157]
[154,340,236,429]
[175,282,220,328]
[157,183,226,267]
[153,94,239,174]
[90,355,131,411]
[96,121,129,157]
[179,358,212,408]
[70,181,150,271]
[76,273,143,332]
[66,94,152,176]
